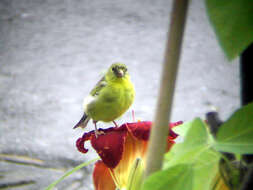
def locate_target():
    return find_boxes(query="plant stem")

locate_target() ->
[144,0,189,179]
[45,158,99,190]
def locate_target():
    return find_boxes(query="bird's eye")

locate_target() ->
[112,67,116,72]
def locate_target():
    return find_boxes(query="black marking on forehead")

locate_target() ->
[112,64,127,72]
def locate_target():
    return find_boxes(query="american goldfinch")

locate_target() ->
[74,63,135,137]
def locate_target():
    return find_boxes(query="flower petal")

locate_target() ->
[169,121,183,139]
[112,132,147,188]
[76,121,182,170]
[91,127,128,168]
[93,160,116,190]
[76,130,94,153]
[168,129,179,140]
[126,121,180,141]
[169,121,183,128]
[126,121,151,141]
[166,138,175,151]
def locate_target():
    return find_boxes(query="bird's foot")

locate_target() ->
[113,120,119,128]
[95,130,105,138]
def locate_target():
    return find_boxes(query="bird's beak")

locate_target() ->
[117,69,124,78]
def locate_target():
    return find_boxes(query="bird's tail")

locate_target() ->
[73,113,90,129]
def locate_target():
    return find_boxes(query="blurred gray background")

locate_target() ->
[0,0,239,189]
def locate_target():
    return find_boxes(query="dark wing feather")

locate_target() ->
[90,76,107,96]
[73,113,89,129]
[73,76,106,129]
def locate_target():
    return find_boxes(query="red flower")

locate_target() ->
[76,121,182,190]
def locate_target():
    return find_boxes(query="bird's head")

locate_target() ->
[107,63,129,81]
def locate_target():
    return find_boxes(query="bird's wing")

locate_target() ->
[82,76,106,113]
[74,76,107,129]
[90,76,107,97]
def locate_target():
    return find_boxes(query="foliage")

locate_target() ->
[142,164,194,190]
[214,103,253,154]
[205,0,253,59]
[45,158,99,190]
[142,102,253,190]
[48,103,253,190]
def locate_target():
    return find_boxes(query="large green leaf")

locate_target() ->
[165,118,207,160]
[183,118,208,147]
[214,102,253,154]
[206,0,253,59]
[165,146,220,190]
[165,118,208,161]
[173,121,193,138]
[191,148,220,190]
[142,164,193,190]
[164,118,221,190]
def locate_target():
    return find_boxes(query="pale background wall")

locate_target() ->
[0,0,239,189]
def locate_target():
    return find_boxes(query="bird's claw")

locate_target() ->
[113,120,119,128]
[95,130,105,138]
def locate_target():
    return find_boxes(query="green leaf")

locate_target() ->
[45,158,99,190]
[191,149,220,190]
[142,164,193,190]
[173,121,192,137]
[214,102,253,154]
[165,118,208,162]
[164,118,221,190]
[165,146,220,190]
[165,118,208,161]
[206,0,253,59]
[183,118,208,147]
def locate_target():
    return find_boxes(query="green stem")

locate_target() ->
[144,0,189,179]
[45,158,99,190]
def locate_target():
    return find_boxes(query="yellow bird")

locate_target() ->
[74,63,135,137]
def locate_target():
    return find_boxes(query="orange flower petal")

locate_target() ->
[111,132,147,187]
[93,160,116,190]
